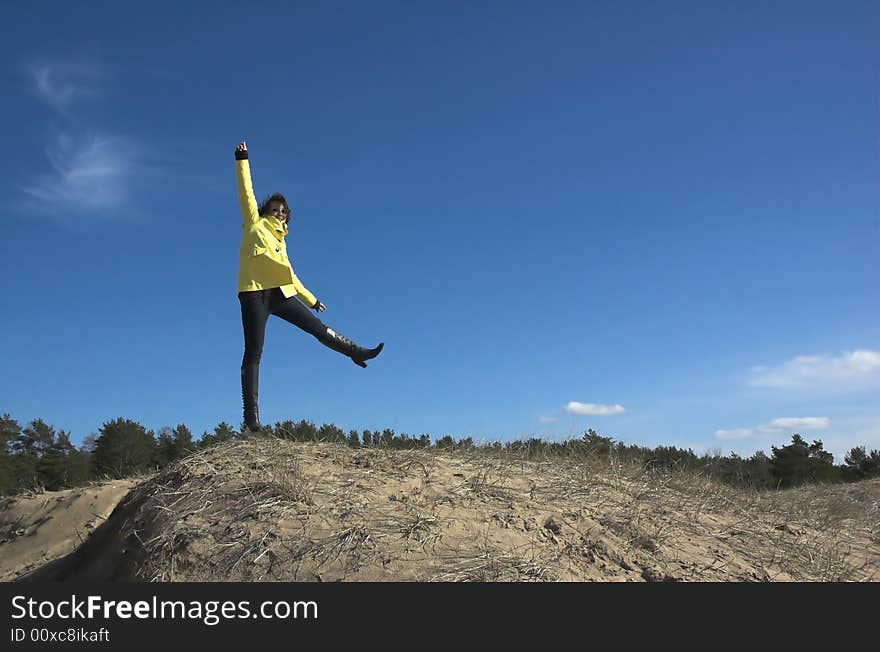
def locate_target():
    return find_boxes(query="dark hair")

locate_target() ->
[258,192,291,224]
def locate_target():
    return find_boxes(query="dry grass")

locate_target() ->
[428,547,560,582]
[25,437,880,582]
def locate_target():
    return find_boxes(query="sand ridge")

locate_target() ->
[2,438,879,582]
[0,479,139,581]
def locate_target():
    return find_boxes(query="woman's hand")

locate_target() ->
[235,141,248,154]
[314,301,326,313]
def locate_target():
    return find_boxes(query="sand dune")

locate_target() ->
[0,479,138,581]
[3,438,879,582]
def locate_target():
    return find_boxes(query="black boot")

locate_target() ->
[241,364,262,432]
[243,404,261,433]
[320,328,384,368]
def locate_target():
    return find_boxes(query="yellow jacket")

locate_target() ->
[235,157,318,306]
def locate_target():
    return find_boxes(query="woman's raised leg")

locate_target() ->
[270,290,384,367]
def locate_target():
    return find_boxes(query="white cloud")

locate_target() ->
[717,417,830,447]
[715,428,753,440]
[748,350,880,390]
[565,402,625,416]
[538,416,559,423]
[765,417,831,431]
[28,62,101,114]
[20,59,147,219]
[22,131,139,215]
[717,416,880,463]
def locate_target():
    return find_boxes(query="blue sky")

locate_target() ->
[1,1,877,461]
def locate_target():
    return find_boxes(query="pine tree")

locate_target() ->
[294,420,317,442]
[317,423,345,443]
[11,419,57,490]
[197,430,215,448]
[92,418,157,479]
[65,445,92,488]
[172,424,194,459]
[36,430,90,490]
[0,414,21,494]
[380,428,395,448]
[13,419,55,457]
[844,446,880,479]
[770,434,837,488]
[155,427,176,467]
[213,422,237,443]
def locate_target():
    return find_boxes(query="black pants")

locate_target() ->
[238,288,328,409]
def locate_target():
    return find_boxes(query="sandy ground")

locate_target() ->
[2,438,879,582]
[0,480,138,581]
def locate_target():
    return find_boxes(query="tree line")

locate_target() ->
[1,412,878,496]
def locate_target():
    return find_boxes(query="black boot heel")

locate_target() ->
[351,342,384,368]
[321,329,384,368]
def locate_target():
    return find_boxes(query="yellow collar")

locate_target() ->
[260,215,288,236]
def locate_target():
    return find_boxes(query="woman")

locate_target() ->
[234,141,383,432]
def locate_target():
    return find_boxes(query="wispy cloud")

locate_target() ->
[760,417,831,431]
[28,62,102,114]
[21,59,148,219]
[22,131,140,215]
[717,416,875,464]
[748,350,880,390]
[716,417,831,441]
[565,402,625,416]
[538,416,559,423]
[715,428,753,440]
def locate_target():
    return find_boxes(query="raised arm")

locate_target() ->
[234,141,260,225]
